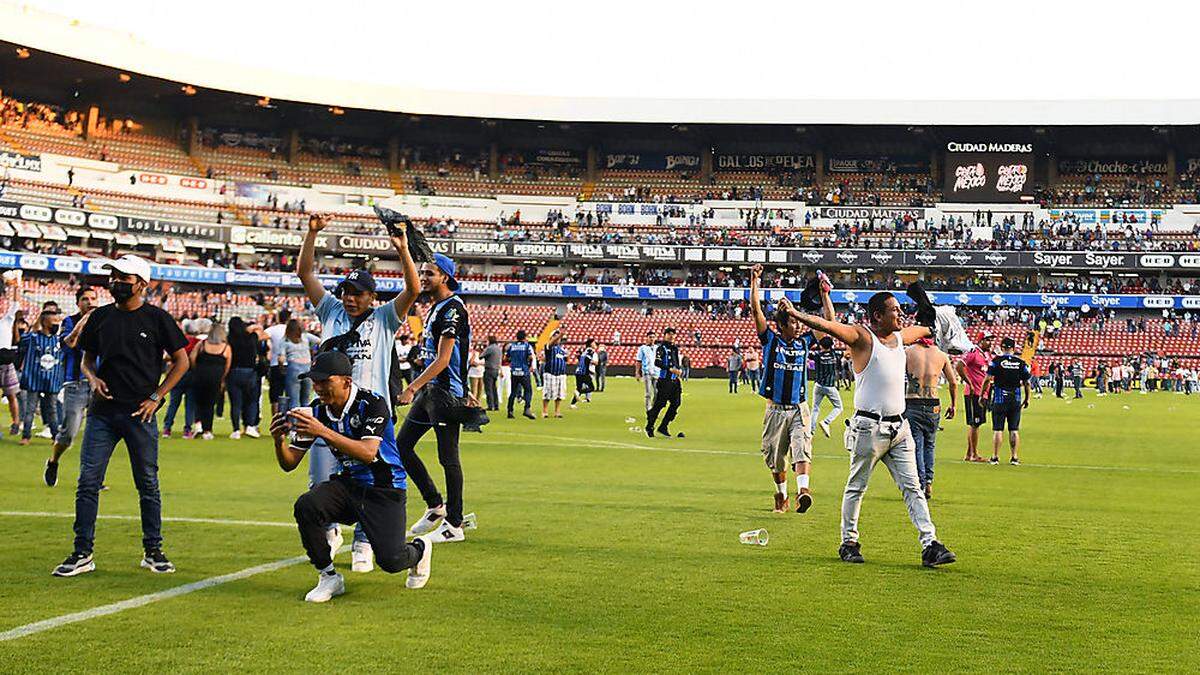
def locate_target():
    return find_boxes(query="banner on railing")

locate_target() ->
[0,150,42,172]
[1,250,1196,310]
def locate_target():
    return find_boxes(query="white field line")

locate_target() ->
[477,431,1200,475]
[0,511,295,527]
[0,545,350,643]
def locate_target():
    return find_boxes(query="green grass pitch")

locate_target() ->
[0,378,1196,672]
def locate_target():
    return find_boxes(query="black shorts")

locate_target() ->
[268,365,286,401]
[575,373,594,394]
[991,397,1023,431]
[964,395,988,428]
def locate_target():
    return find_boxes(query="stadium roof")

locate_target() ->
[3,1,1200,126]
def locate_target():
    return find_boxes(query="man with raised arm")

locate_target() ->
[297,213,420,574]
[748,264,833,514]
[781,289,957,568]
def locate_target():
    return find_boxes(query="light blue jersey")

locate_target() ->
[636,343,660,379]
[315,293,402,397]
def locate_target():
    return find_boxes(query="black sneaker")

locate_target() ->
[9,423,17,436]
[52,551,95,577]
[141,549,176,574]
[522,411,536,420]
[988,457,1000,465]
[656,426,670,437]
[44,459,59,487]
[921,541,956,568]
[645,425,654,438]
[506,412,515,419]
[839,541,865,564]
[1010,458,1021,466]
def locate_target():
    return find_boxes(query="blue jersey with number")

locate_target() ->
[758,330,814,405]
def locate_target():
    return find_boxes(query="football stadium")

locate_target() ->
[0,2,1197,672]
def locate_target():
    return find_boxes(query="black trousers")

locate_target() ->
[293,476,422,573]
[507,373,532,414]
[394,415,464,527]
[483,371,500,410]
[647,379,682,430]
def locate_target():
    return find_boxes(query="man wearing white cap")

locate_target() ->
[53,254,191,577]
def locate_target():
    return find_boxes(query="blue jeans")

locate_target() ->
[284,361,312,410]
[73,412,161,554]
[903,400,940,488]
[227,367,261,430]
[21,389,60,440]
[55,380,91,447]
[163,372,195,432]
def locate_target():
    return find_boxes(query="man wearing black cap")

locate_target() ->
[979,337,1031,466]
[271,351,433,601]
[53,254,190,577]
[646,327,683,438]
[297,214,419,573]
[396,252,480,544]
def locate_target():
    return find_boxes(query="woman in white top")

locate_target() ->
[282,318,321,409]
[467,343,485,404]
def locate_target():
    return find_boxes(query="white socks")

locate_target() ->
[796,474,810,492]
[775,482,787,497]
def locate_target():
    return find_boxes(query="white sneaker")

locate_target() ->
[409,505,447,535]
[37,426,53,439]
[304,572,345,603]
[819,419,831,438]
[244,426,261,439]
[405,535,433,589]
[326,527,344,561]
[429,520,465,544]
[201,432,214,440]
[351,540,374,573]
[229,430,242,440]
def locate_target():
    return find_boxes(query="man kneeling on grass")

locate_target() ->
[270,351,432,602]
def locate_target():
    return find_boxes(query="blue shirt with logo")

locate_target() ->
[758,330,814,406]
[506,341,534,376]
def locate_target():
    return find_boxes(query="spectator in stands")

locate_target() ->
[189,322,231,440]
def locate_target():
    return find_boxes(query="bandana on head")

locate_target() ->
[916,337,935,347]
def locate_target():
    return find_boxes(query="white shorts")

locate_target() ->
[542,373,566,401]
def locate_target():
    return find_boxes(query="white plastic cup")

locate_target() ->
[739,529,769,546]
[288,406,315,443]
[462,512,477,530]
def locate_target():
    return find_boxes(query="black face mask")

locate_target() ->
[110,281,135,304]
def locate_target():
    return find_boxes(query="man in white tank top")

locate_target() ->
[783,291,956,568]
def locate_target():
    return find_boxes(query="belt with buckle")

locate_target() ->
[855,410,903,423]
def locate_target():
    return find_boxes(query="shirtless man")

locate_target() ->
[783,291,956,567]
[904,338,958,501]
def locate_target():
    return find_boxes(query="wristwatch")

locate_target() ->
[149,392,161,402]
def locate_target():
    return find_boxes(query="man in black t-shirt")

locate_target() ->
[53,255,190,578]
[980,337,1031,466]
